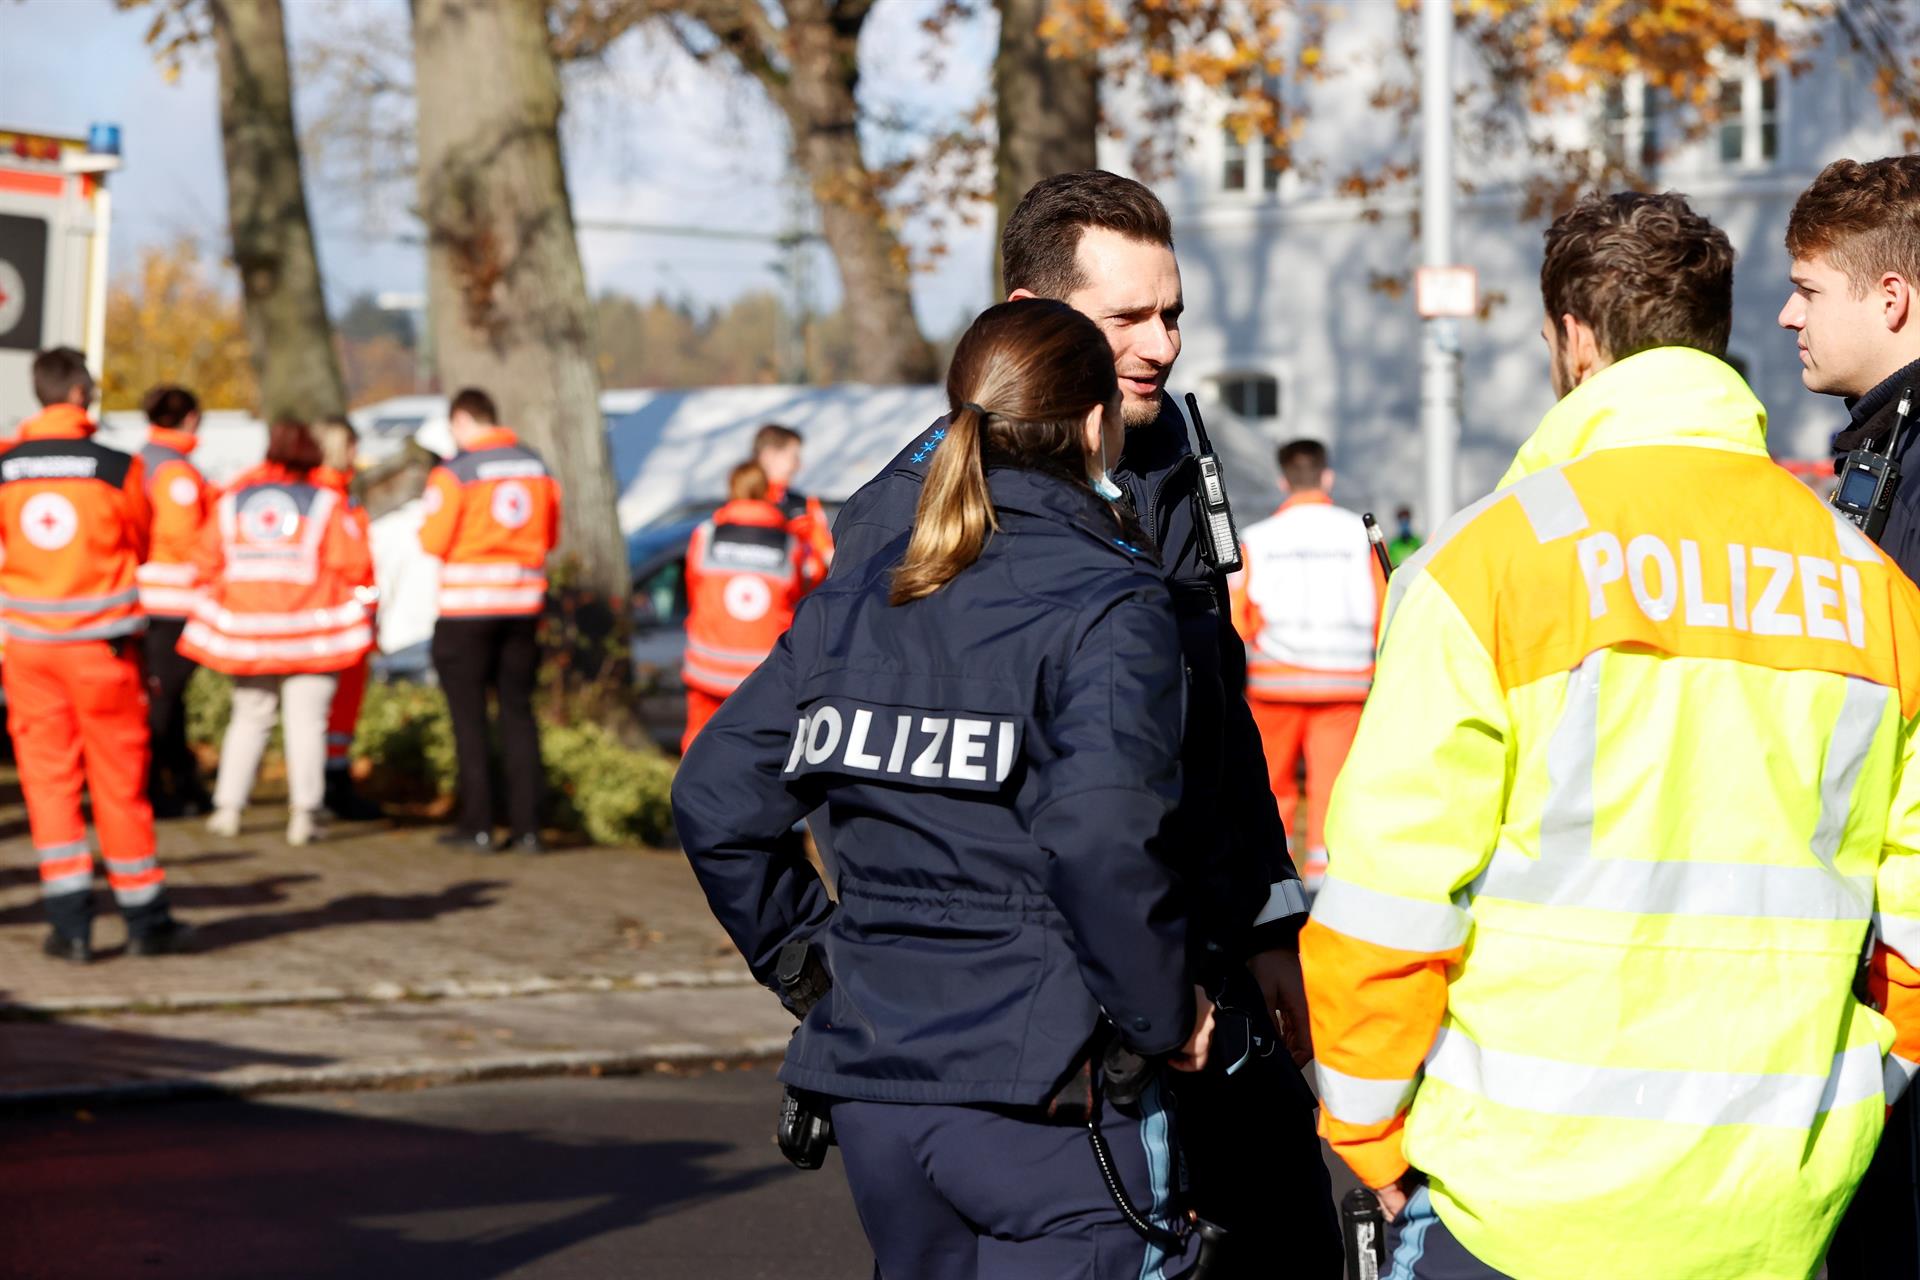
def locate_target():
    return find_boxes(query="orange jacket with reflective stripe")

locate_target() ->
[178,463,375,675]
[0,405,150,643]
[136,425,213,618]
[418,428,561,618]
[770,482,835,570]
[682,498,819,696]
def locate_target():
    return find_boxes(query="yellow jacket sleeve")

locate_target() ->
[1874,708,1920,1097]
[1301,569,1511,1188]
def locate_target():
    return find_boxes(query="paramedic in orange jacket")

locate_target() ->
[137,384,215,818]
[753,422,834,571]
[420,387,561,854]
[182,421,375,848]
[313,415,383,822]
[680,461,822,752]
[1228,439,1386,889]
[2,348,192,962]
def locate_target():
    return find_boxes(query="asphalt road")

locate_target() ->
[0,1065,870,1280]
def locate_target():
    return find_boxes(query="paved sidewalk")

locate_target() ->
[0,787,797,1102]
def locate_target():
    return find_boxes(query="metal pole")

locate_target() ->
[1420,0,1460,525]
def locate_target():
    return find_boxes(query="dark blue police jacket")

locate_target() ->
[833,396,1306,969]
[673,467,1196,1106]
[1832,357,1920,579]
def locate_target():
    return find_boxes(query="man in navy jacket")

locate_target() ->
[832,171,1338,1276]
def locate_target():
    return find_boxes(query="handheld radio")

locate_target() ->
[1341,1188,1388,1280]
[1832,388,1914,542]
[1184,393,1243,575]
[773,939,834,1170]
[1361,513,1396,580]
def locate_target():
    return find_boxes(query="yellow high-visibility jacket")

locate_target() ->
[1301,347,1920,1280]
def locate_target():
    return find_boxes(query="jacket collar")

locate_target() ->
[1277,491,1332,514]
[459,427,519,454]
[19,404,96,441]
[1113,394,1191,480]
[1499,347,1767,487]
[715,498,786,526]
[986,465,1121,533]
[146,425,198,454]
[1847,355,1920,428]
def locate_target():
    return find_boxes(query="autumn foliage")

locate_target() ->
[101,238,257,412]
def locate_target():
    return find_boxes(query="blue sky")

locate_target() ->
[0,0,998,333]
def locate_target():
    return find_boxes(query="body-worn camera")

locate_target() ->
[773,938,835,1171]
[1833,388,1913,541]
[1184,394,1243,576]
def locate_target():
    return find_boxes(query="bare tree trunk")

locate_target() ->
[411,0,626,612]
[783,0,935,384]
[211,0,347,422]
[993,0,1098,291]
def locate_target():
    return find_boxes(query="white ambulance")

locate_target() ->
[0,124,120,432]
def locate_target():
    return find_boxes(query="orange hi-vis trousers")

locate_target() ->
[328,656,370,771]
[3,638,168,936]
[1248,698,1363,858]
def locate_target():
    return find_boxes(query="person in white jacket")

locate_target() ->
[1228,439,1383,888]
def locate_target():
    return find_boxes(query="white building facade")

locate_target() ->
[1103,3,1911,527]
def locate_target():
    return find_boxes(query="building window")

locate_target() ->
[1218,373,1280,421]
[1600,78,1657,172]
[1222,128,1247,192]
[1718,67,1778,168]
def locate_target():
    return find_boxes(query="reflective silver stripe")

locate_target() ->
[438,587,546,613]
[1311,878,1470,952]
[1832,512,1883,564]
[441,562,546,585]
[6,587,140,615]
[1512,468,1590,544]
[41,873,91,897]
[192,600,368,636]
[36,840,90,863]
[1811,679,1887,885]
[181,620,372,662]
[1887,1054,1920,1106]
[136,562,197,586]
[1315,1063,1419,1126]
[2,616,145,643]
[1479,653,1875,922]
[682,659,747,692]
[101,855,159,876]
[1424,1026,1886,1127]
[1254,878,1310,927]
[112,881,164,908]
[1876,912,1920,963]
[1247,674,1373,691]
[685,638,773,666]
[139,586,202,614]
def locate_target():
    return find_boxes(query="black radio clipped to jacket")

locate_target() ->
[1183,394,1243,576]
[1833,388,1914,541]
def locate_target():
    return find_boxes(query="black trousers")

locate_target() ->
[1168,968,1344,1279]
[431,616,543,838]
[142,618,203,801]
[1828,1088,1920,1276]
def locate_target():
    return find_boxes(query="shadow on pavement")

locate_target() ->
[0,1017,331,1093]
[183,880,509,953]
[0,1088,798,1279]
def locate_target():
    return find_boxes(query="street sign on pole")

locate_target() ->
[1419,0,1461,526]
[1416,265,1478,319]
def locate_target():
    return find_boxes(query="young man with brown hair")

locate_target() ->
[1302,190,1920,1278]
[831,170,1334,1278]
[751,423,834,570]
[1779,153,1920,1279]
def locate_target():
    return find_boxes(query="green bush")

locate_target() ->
[187,667,674,846]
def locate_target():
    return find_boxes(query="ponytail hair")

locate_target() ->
[890,299,1119,605]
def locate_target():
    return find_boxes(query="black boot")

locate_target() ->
[41,930,91,965]
[323,770,385,822]
[127,919,199,957]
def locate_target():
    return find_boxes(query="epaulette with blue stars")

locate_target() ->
[908,425,947,468]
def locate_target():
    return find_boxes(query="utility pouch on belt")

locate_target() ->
[773,938,834,1171]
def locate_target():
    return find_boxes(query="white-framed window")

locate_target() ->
[1222,127,1248,192]
[1717,64,1779,169]
[1217,372,1280,421]
[1599,76,1658,173]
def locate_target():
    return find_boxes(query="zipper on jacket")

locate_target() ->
[1143,454,1196,546]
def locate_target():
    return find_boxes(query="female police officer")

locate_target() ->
[673,298,1215,1278]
